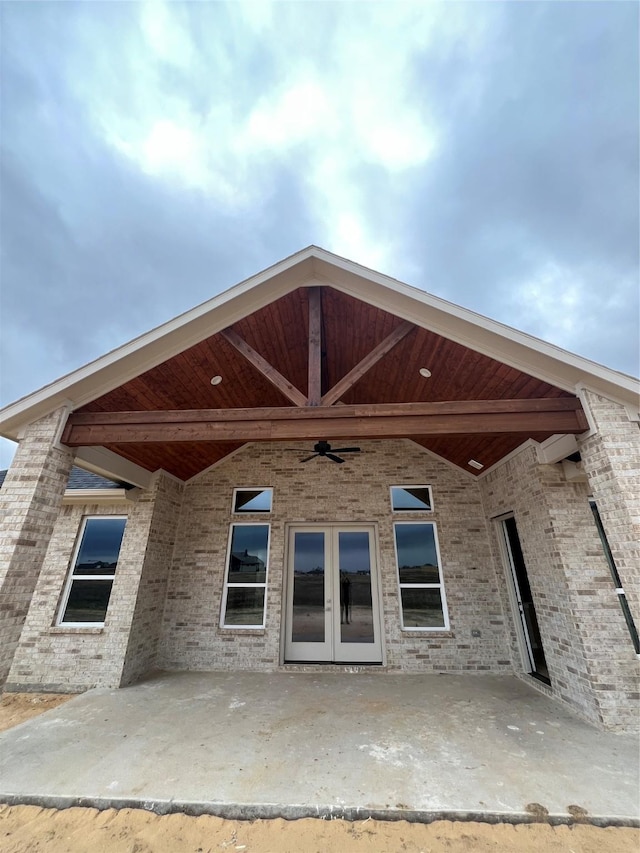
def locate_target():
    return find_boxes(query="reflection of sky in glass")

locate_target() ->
[338,532,370,573]
[395,524,438,567]
[230,525,269,563]
[234,489,272,512]
[76,518,126,566]
[391,487,431,510]
[294,532,324,572]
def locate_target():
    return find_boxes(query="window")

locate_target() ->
[590,499,640,654]
[390,486,433,512]
[221,524,270,628]
[233,488,273,513]
[58,516,127,626]
[393,522,449,630]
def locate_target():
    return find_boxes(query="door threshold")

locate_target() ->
[281,662,385,671]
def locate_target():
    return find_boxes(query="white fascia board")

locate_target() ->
[62,489,137,505]
[311,254,640,402]
[0,251,317,438]
[535,434,580,465]
[73,447,155,490]
[2,245,638,438]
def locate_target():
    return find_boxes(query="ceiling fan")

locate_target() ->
[286,440,362,464]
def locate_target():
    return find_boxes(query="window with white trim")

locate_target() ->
[232,488,272,513]
[58,516,127,626]
[221,523,270,628]
[393,522,449,630]
[390,485,433,512]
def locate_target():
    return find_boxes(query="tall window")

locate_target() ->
[221,524,270,628]
[393,522,449,630]
[590,499,639,654]
[58,516,127,626]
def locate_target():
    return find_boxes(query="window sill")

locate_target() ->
[218,627,266,636]
[49,627,105,635]
[400,630,454,638]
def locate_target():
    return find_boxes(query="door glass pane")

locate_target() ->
[400,588,445,628]
[395,524,440,583]
[292,532,325,642]
[338,531,374,644]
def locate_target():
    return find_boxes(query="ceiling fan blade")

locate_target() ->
[331,447,361,453]
[326,453,345,464]
[300,454,319,463]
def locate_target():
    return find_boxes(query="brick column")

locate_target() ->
[119,472,184,686]
[579,391,640,627]
[0,408,74,686]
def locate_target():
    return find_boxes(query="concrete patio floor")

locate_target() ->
[0,671,638,825]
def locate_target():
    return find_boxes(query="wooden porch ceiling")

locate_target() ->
[73,286,583,480]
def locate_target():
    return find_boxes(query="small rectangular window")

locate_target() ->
[58,516,127,626]
[233,488,273,513]
[393,522,448,630]
[221,524,270,628]
[390,486,433,512]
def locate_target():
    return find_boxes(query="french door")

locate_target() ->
[284,525,383,663]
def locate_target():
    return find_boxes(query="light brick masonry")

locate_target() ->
[2,410,638,732]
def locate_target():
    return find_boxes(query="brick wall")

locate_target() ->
[5,473,181,692]
[479,442,639,730]
[157,440,512,674]
[0,409,74,686]
[579,391,640,625]
[120,474,184,686]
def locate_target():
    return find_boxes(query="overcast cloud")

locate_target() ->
[0,1,638,467]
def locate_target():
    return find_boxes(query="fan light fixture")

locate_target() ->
[419,367,432,378]
[210,375,223,386]
[468,459,484,470]
[284,440,362,464]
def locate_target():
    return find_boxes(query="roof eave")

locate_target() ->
[1,246,638,440]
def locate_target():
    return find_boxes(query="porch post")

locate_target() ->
[0,408,74,686]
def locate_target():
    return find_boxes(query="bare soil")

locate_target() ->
[1,693,637,852]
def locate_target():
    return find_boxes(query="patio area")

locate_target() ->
[0,671,638,824]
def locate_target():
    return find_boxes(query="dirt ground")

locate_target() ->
[1,693,637,852]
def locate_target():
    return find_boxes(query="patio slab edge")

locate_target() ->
[1,794,638,829]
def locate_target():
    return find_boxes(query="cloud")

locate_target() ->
[0,1,637,470]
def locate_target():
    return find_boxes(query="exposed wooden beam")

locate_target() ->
[220,328,306,407]
[62,398,588,446]
[321,320,414,406]
[307,287,322,405]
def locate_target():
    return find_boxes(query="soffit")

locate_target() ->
[77,286,574,479]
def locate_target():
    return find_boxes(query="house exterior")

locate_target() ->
[0,247,638,731]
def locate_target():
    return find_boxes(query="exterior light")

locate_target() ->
[468,459,484,470]
[419,368,432,378]
[210,375,223,386]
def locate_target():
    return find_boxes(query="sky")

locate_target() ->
[0,1,638,468]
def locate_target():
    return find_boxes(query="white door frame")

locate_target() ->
[282,523,384,664]
[496,513,536,674]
